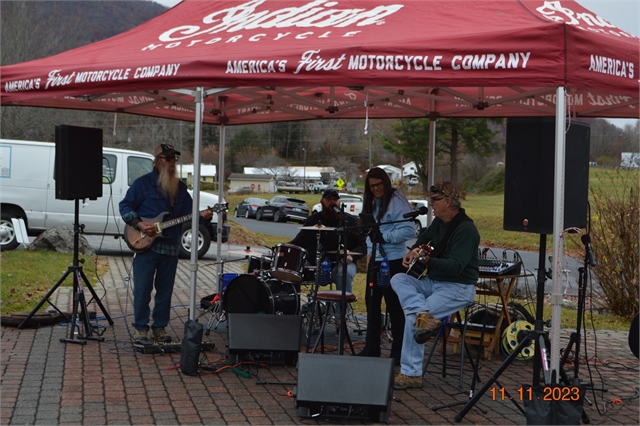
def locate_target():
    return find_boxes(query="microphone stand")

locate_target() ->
[335,203,361,355]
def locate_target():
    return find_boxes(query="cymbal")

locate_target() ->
[299,224,337,231]
[228,248,268,257]
[326,250,363,255]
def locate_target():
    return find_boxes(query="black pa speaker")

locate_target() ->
[504,118,590,234]
[227,313,301,366]
[55,125,103,200]
[295,353,394,422]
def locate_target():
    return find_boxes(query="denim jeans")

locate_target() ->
[132,250,179,331]
[391,273,476,377]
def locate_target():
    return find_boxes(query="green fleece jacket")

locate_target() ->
[412,208,480,284]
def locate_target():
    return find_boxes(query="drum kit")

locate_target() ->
[202,224,363,338]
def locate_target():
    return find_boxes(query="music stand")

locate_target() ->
[18,199,113,344]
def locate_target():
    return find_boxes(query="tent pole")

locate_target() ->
[427,101,436,226]
[216,121,227,287]
[550,86,567,379]
[189,87,205,321]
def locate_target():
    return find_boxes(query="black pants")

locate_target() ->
[363,258,406,357]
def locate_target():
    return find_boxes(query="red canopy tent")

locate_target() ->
[2,0,637,121]
[2,0,638,376]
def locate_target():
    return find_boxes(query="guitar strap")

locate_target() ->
[430,210,471,259]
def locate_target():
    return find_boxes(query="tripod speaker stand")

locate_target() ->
[18,199,113,343]
[455,234,554,422]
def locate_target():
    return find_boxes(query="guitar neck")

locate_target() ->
[159,213,193,231]
[159,209,209,231]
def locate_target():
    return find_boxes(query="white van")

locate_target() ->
[0,139,229,258]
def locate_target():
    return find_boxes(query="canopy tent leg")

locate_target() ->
[550,86,567,378]
[427,100,436,226]
[189,87,205,321]
[216,122,227,288]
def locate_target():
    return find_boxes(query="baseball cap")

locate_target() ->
[424,181,461,200]
[154,143,181,158]
[322,189,339,199]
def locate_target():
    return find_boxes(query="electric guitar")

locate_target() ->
[406,243,434,279]
[124,203,227,253]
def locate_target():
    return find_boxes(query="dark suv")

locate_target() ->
[256,196,309,223]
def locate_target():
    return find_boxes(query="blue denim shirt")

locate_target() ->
[119,170,194,256]
[366,190,415,261]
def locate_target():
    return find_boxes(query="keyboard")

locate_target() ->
[478,258,523,276]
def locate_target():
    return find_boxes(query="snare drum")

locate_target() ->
[248,256,273,275]
[223,274,299,315]
[271,243,307,282]
[301,266,317,285]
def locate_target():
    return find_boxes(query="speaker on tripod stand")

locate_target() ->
[456,118,592,424]
[19,125,113,341]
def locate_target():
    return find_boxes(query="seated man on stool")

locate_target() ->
[390,181,479,390]
[289,189,367,298]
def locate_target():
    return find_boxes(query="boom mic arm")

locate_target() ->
[403,206,428,219]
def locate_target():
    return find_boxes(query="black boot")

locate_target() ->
[356,346,381,357]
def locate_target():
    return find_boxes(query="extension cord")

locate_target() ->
[133,341,215,354]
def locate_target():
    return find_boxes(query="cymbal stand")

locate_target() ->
[304,229,324,352]
[336,203,356,356]
[200,256,248,334]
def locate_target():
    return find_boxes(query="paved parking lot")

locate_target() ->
[1,255,638,425]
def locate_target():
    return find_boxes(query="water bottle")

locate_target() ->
[379,256,391,287]
[321,257,331,285]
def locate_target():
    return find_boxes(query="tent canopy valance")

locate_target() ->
[2,0,638,124]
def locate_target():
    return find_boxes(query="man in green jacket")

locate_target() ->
[391,181,479,390]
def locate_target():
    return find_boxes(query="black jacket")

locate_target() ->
[289,211,367,266]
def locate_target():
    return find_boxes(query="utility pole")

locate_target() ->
[302,147,307,192]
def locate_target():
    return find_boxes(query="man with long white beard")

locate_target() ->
[120,144,213,343]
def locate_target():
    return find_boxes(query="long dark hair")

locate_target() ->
[363,167,396,220]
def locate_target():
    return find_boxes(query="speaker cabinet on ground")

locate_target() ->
[55,125,103,200]
[227,313,302,366]
[295,353,394,422]
[504,118,590,234]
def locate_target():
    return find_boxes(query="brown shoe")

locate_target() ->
[394,373,423,390]
[414,312,443,344]
[151,327,172,343]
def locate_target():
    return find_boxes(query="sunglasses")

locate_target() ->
[429,185,447,197]
[369,181,385,190]
[160,155,178,162]
[429,197,444,202]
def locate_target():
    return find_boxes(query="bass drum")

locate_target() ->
[223,274,299,315]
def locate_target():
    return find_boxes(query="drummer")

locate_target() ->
[289,189,367,295]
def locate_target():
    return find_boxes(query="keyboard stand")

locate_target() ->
[475,273,533,359]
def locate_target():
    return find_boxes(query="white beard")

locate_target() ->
[158,165,179,203]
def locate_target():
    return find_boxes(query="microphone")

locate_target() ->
[331,205,342,215]
[403,206,428,219]
[581,234,597,267]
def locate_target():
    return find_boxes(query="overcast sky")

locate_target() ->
[151,0,639,127]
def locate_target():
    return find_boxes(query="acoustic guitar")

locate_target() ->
[124,203,227,253]
[406,243,434,279]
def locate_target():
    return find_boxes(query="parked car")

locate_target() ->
[311,193,363,215]
[234,197,268,219]
[256,196,309,223]
[409,199,429,237]
[228,185,253,194]
[408,177,419,185]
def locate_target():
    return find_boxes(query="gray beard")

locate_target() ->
[158,166,179,203]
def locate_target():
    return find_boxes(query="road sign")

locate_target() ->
[336,178,345,188]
